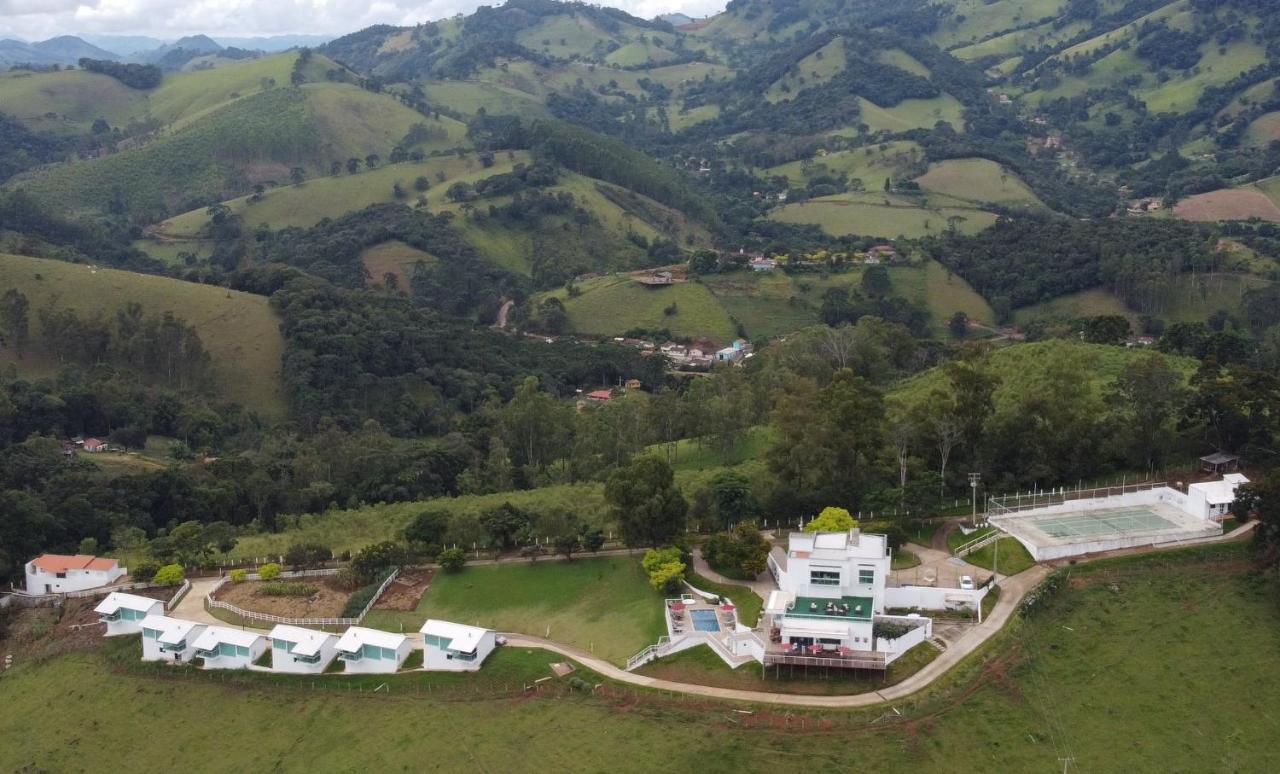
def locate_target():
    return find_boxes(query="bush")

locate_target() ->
[153,564,185,586]
[642,547,686,592]
[229,568,247,583]
[804,507,856,533]
[284,542,332,570]
[332,566,359,590]
[352,541,404,583]
[258,562,282,580]
[131,560,160,582]
[339,571,391,618]
[259,582,317,597]
[437,547,467,573]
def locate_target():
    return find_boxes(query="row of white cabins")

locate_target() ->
[94,591,496,674]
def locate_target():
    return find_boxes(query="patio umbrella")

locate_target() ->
[721,604,735,612]
[669,602,686,611]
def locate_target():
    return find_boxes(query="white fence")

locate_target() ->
[3,579,181,609]
[204,568,399,629]
[876,617,932,665]
[884,584,988,614]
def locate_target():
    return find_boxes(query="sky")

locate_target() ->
[0,0,728,41]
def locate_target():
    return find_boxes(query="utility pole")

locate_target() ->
[969,472,981,525]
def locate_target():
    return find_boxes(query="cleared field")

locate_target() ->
[701,272,817,339]
[421,79,549,118]
[360,240,435,290]
[764,140,924,188]
[914,158,1043,207]
[855,94,966,132]
[1173,187,1280,222]
[553,275,739,342]
[766,36,846,103]
[1015,273,1270,326]
[0,252,286,416]
[2,545,1277,771]
[770,194,997,239]
[0,69,147,132]
[364,555,666,664]
[1013,287,1133,326]
[895,258,996,328]
[1245,111,1280,146]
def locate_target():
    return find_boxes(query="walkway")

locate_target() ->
[690,548,776,600]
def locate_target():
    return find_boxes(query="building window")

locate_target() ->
[858,567,874,585]
[810,569,840,586]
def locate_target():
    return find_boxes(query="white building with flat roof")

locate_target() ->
[25,554,126,594]
[140,615,205,663]
[95,592,163,636]
[421,619,497,671]
[1188,473,1249,519]
[335,627,412,674]
[192,626,267,670]
[268,625,338,674]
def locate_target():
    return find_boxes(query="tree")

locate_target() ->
[403,510,449,547]
[153,564,185,586]
[347,157,360,174]
[284,542,332,570]
[949,311,969,339]
[688,249,719,274]
[131,559,160,582]
[1084,315,1131,344]
[352,541,404,582]
[168,520,210,566]
[710,470,756,528]
[365,154,380,169]
[331,160,342,176]
[702,522,769,579]
[78,537,98,555]
[642,546,685,592]
[605,456,688,547]
[290,167,306,186]
[414,175,430,192]
[861,265,891,298]
[580,528,605,553]
[479,502,531,550]
[258,562,282,580]
[1110,354,1186,470]
[1,289,30,357]
[1236,471,1280,574]
[804,506,856,532]
[437,546,467,572]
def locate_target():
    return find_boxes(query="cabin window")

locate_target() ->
[858,567,875,585]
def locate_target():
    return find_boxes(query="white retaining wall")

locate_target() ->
[878,621,931,665]
[884,584,988,611]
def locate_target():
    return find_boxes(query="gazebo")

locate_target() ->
[1200,452,1240,474]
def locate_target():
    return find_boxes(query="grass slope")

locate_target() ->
[0,253,285,415]
[365,555,667,664]
[914,158,1043,207]
[553,275,739,342]
[2,546,1277,771]
[770,192,997,239]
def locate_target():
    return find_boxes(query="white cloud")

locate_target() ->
[0,0,727,41]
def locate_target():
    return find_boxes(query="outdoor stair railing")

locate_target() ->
[954,529,1002,558]
[625,635,671,671]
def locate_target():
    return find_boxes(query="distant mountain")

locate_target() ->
[0,35,118,66]
[78,34,168,58]
[31,36,121,62]
[214,34,333,52]
[657,13,694,26]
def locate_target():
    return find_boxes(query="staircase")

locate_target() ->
[954,529,1001,558]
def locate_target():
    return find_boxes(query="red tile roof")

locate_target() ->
[586,390,613,400]
[30,554,118,573]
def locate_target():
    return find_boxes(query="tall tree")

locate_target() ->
[605,456,687,547]
[1110,354,1186,470]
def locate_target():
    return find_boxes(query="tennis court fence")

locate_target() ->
[985,481,1167,520]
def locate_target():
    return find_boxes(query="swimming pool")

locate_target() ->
[690,609,720,632]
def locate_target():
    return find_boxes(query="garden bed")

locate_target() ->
[372,568,433,611]
[212,577,352,619]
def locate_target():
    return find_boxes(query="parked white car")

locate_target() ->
[959,575,975,590]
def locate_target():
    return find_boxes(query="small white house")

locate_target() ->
[1188,473,1250,519]
[420,619,497,671]
[25,554,126,594]
[95,592,163,636]
[140,615,206,663]
[268,625,338,674]
[192,626,267,670]
[335,626,413,674]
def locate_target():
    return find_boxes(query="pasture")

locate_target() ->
[1173,187,1280,222]
[914,158,1042,207]
[554,275,739,342]
[0,252,286,416]
[764,140,925,188]
[770,193,997,239]
[360,241,436,290]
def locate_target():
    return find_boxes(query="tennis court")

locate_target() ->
[990,496,1222,561]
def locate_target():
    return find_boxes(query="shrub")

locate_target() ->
[332,566,359,590]
[804,506,856,533]
[259,582,317,597]
[872,621,912,641]
[258,562,282,580]
[131,559,160,582]
[647,560,686,592]
[437,547,467,573]
[229,569,247,583]
[153,564,185,586]
[284,542,332,570]
[339,570,392,618]
[352,541,404,583]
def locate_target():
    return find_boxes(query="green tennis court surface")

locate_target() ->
[1027,508,1180,538]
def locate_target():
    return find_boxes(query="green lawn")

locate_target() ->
[963,537,1036,575]
[0,252,286,416]
[764,140,925,188]
[765,36,847,102]
[891,549,922,570]
[3,545,1279,770]
[684,570,764,627]
[363,555,666,665]
[914,158,1043,208]
[554,275,739,343]
[771,193,996,239]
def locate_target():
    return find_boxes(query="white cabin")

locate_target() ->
[1188,473,1249,519]
[420,619,497,671]
[335,627,412,674]
[268,625,338,674]
[192,626,267,670]
[25,554,126,594]
[140,615,206,663]
[94,592,163,636]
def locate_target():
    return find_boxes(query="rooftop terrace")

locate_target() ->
[782,595,873,621]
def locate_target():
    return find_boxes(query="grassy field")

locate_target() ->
[1013,288,1135,327]
[553,275,739,342]
[4,545,1276,771]
[364,555,667,664]
[765,35,847,102]
[770,193,997,239]
[855,94,966,133]
[914,158,1043,207]
[0,252,286,416]
[0,69,147,133]
[963,537,1036,575]
[1014,273,1272,326]
[360,240,435,290]
[764,140,925,188]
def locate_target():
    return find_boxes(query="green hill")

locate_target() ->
[0,252,285,415]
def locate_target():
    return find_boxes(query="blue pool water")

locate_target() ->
[690,609,720,632]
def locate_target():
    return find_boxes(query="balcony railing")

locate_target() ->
[763,651,886,670]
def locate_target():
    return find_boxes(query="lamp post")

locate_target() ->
[969,472,981,525]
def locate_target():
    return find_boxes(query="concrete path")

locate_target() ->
[170,577,232,628]
[690,548,776,600]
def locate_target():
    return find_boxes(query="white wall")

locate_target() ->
[103,601,163,636]
[201,639,267,670]
[877,621,931,665]
[271,637,338,674]
[25,564,126,594]
[342,640,412,674]
[884,585,988,612]
[141,625,205,663]
[423,631,496,672]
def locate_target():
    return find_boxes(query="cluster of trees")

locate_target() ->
[77,58,162,89]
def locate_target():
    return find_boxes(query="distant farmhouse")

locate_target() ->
[25,554,126,594]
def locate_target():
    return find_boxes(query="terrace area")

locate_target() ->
[784,595,873,621]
